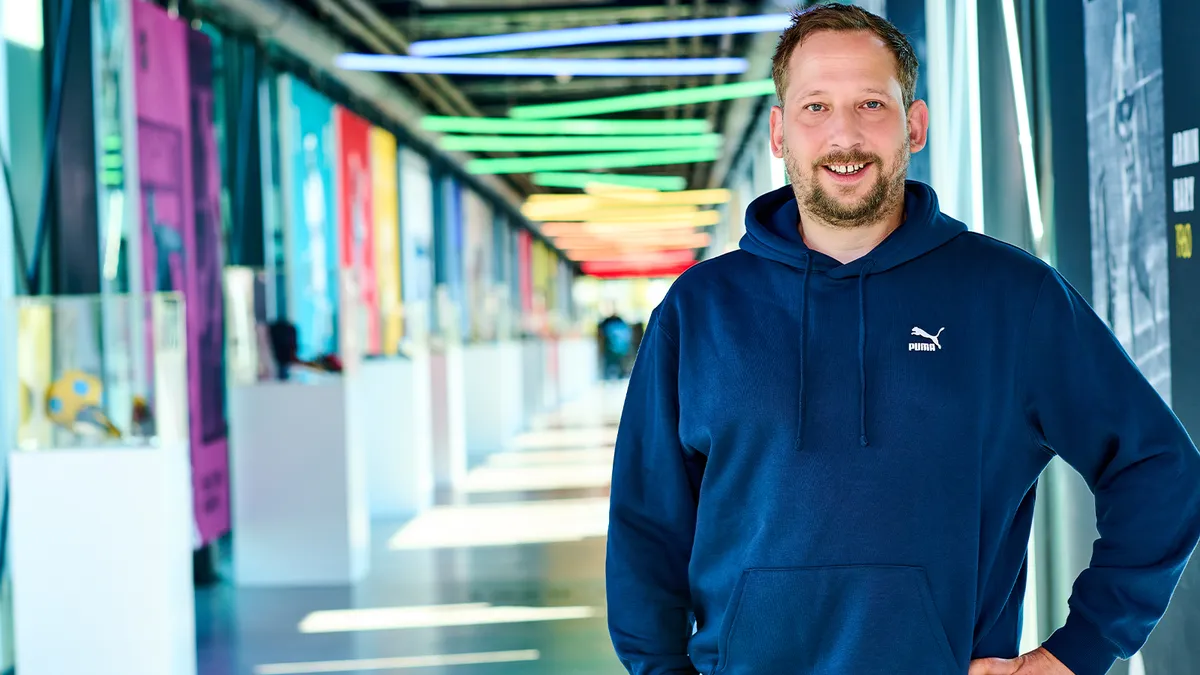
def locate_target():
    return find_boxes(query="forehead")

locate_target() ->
[785,30,901,100]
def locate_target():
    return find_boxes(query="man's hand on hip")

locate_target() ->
[968,647,1075,675]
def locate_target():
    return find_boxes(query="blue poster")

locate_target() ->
[282,76,339,359]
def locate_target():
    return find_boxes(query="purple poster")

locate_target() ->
[133,0,229,546]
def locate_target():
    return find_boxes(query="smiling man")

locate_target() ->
[605,5,1200,675]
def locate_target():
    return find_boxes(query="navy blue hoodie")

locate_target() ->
[606,181,1200,675]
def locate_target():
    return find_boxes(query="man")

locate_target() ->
[600,306,635,381]
[605,5,1200,675]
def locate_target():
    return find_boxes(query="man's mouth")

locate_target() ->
[823,162,870,176]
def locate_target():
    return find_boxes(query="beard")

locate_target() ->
[784,139,910,229]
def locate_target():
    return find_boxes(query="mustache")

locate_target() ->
[813,150,881,167]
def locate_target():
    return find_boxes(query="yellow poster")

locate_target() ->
[370,127,402,354]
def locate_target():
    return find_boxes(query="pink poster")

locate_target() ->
[518,230,533,314]
[335,108,379,353]
[133,0,229,546]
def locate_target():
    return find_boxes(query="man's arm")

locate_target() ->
[1023,269,1200,675]
[606,309,704,675]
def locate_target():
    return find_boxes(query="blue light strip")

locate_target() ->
[334,54,750,77]
[408,14,795,57]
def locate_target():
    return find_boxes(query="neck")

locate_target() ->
[798,201,905,265]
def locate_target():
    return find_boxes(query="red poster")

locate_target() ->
[518,230,533,315]
[335,108,379,353]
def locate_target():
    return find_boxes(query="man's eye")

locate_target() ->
[805,104,826,112]
[863,101,883,110]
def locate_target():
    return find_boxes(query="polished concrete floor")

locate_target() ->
[197,381,630,675]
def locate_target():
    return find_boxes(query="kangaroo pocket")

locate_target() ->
[715,565,959,675]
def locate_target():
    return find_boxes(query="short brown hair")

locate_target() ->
[772,3,919,110]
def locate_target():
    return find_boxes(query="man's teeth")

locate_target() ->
[827,163,867,174]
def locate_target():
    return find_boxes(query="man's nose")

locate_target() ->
[826,106,866,148]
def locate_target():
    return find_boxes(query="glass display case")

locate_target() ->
[7,292,188,451]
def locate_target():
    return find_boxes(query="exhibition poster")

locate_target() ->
[132,0,230,545]
[281,76,338,361]
[440,176,467,334]
[400,148,435,338]
[463,188,494,341]
[1083,0,1173,403]
[370,127,402,354]
[1161,0,1200,453]
[336,107,379,354]
[518,229,533,317]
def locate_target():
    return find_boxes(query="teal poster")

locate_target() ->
[280,76,338,359]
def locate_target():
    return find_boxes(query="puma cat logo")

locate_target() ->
[909,326,945,352]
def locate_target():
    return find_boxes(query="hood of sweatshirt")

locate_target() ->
[738,181,967,448]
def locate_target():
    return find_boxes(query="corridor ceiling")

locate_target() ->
[286,0,795,269]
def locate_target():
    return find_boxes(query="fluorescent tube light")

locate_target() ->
[439,133,721,152]
[532,172,688,191]
[409,14,794,57]
[422,118,710,136]
[508,79,776,119]
[335,53,749,77]
[467,148,719,175]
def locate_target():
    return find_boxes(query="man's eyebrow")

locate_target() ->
[793,88,896,99]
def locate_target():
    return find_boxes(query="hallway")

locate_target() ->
[196,383,630,675]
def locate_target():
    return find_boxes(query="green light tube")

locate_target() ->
[440,134,721,153]
[532,172,688,191]
[421,116,711,136]
[508,79,776,120]
[466,148,719,175]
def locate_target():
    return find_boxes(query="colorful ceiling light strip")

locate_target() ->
[408,14,793,57]
[539,211,719,234]
[531,172,688,191]
[422,118,710,136]
[567,247,706,262]
[522,201,701,221]
[467,148,719,175]
[335,54,749,77]
[583,260,696,279]
[508,79,776,120]
[440,134,721,153]
[542,223,708,238]
[526,187,731,207]
[556,234,712,251]
[554,228,710,243]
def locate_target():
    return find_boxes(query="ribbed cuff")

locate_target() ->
[1041,612,1122,675]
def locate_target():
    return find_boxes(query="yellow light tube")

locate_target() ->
[583,186,732,206]
[555,234,711,251]
[524,188,731,208]
[566,248,698,262]
[522,204,701,221]
[539,215,717,236]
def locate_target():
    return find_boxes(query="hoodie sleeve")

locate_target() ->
[606,309,704,675]
[1023,269,1200,675]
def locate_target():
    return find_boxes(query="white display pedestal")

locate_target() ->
[557,337,598,403]
[521,339,547,417]
[10,442,196,675]
[430,343,467,493]
[463,341,524,461]
[229,379,370,586]
[352,354,435,519]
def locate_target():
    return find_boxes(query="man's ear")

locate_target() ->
[907,99,929,154]
[769,105,785,159]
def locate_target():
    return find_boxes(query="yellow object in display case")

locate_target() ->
[45,370,122,439]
